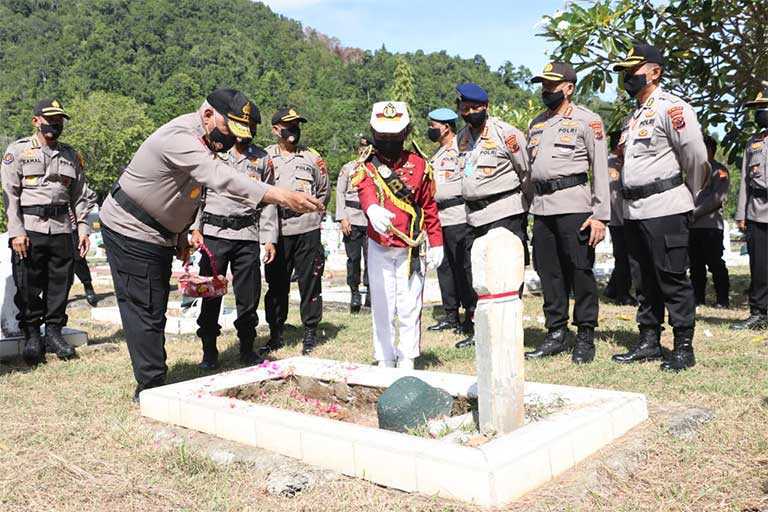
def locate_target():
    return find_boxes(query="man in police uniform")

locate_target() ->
[355,101,444,369]
[523,62,610,364]
[190,100,279,369]
[2,99,92,365]
[689,135,730,308]
[264,108,330,355]
[425,108,475,334]
[99,89,322,400]
[609,44,709,371]
[731,86,768,330]
[335,136,371,313]
[454,83,531,348]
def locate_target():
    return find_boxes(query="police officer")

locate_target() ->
[426,108,476,333]
[604,129,639,306]
[190,100,279,369]
[454,83,531,348]
[689,135,730,308]
[523,62,610,364]
[264,108,330,355]
[335,136,371,313]
[356,101,444,369]
[1,99,92,365]
[98,89,322,401]
[70,184,99,307]
[731,86,768,330]
[609,44,709,371]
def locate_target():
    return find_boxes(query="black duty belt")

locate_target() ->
[436,196,465,210]
[202,212,257,230]
[533,173,588,195]
[110,182,175,239]
[279,207,302,220]
[749,184,768,199]
[466,189,517,212]
[622,173,684,201]
[345,200,361,210]
[21,203,69,218]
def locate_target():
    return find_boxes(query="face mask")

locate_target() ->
[40,122,63,140]
[236,137,253,147]
[206,127,237,153]
[462,110,487,129]
[541,90,565,111]
[755,109,768,129]
[280,126,301,145]
[374,139,404,160]
[427,127,442,142]
[622,73,647,98]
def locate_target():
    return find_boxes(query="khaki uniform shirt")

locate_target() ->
[527,104,610,220]
[334,160,367,227]
[2,136,90,238]
[191,144,278,243]
[457,116,531,227]
[99,113,269,247]
[431,138,466,227]
[267,144,330,236]
[692,160,729,230]
[735,133,768,223]
[621,87,709,221]
[608,153,625,226]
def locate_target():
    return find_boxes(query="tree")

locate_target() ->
[537,0,768,162]
[388,56,416,108]
[64,91,156,200]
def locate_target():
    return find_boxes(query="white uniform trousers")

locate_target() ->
[367,238,424,362]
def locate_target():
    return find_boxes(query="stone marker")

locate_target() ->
[471,227,526,435]
[377,376,454,433]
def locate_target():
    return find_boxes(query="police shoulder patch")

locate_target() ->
[504,133,520,153]
[2,152,14,165]
[589,120,604,140]
[667,106,686,131]
[76,151,85,169]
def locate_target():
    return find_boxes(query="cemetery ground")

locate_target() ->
[0,267,766,512]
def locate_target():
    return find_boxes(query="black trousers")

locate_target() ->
[343,225,368,291]
[11,231,74,330]
[532,213,598,330]
[70,231,93,286]
[689,228,729,305]
[196,236,261,342]
[624,214,696,330]
[437,223,475,319]
[102,225,173,388]
[265,229,324,330]
[606,225,638,300]
[746,220,768,314]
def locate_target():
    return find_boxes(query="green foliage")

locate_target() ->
[63,91,156,200]
[538,0,768,164]
[388,56,416,108]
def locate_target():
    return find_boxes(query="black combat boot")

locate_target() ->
[84,283,99,307]
[350,288,362,314]
[612,325,662,364]
[198,336,219,370]
[730,312,768,331]
[428,311,460,332]
[525,327,570,359]
[239,338,264,366]
[45,325,76,360]
[302,327,318,355]
[660,327,696,372]
[262,325,284,354]
[364,291,371,308]
[454,320,475,349]
[22,326,45,366]
[572,326,596,364]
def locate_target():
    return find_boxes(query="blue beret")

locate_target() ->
[456,83,488,103]
[428,108,458,122]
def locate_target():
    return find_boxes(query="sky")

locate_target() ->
[257,0,566,74]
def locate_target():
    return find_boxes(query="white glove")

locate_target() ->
[366,204,395,235]
[426,246,444,271]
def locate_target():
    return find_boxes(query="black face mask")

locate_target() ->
[40,123,63,140]
[541,90,565,111]
[462,110,487,129]
[374,139,404,161]
[280,126,301,145]
[427,127,442,142]
[623,73,647,98]
[206,127,237,153]
[755,109,768,129]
